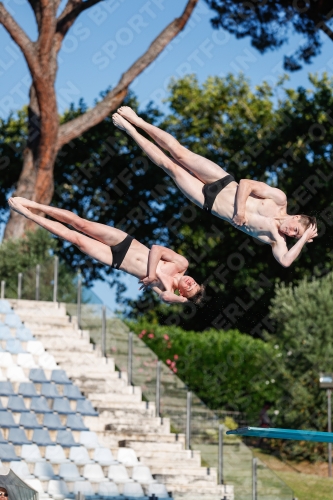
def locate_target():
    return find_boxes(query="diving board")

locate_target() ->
[226,427,333,443]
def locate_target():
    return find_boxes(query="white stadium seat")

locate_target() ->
[117,447,139,466]
[108,464,132,483]
[132,465,156,484]
[83,463,108,483]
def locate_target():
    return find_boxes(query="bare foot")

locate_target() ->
[112,113,136,134]
[11,197,37,210]
[117,106,142,126]
[8,197,31,218]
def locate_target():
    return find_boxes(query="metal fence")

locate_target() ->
[1,258,295,500]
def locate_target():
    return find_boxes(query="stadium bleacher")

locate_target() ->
[0,299,170,500]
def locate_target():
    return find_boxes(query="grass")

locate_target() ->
[253,449,333,500]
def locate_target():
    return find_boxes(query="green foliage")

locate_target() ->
[264,272,333,461]
[0,229,77,302]
[126,318,281,421]
[130,73,333,334]
[2,75,333,334]
[205,0,332,70]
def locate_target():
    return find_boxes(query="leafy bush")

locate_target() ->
[265,272,333,461]
[126,319,281,422]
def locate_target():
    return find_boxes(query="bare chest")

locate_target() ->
[156,261,183,292]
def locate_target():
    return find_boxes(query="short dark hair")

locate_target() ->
[0,487,8,497]
[299,215,317,230]
[187,284,206,305]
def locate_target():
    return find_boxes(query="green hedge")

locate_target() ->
[126,319,282,422]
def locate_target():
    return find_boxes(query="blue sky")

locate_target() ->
[1,0,332,310]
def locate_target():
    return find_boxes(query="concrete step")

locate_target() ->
[119,433,185,445]
[92,400,152,412]
[37,339,94,352]
[142,456,202,468]
[88,391,142,403]
[161,482,228,495]
[32,331,85,340]
[9,299,67,313]
[151,466,217,479]
[134,448,201,464]
[73,378,129,391]
[104,422,170,435]
[18,316,72,327]
[119,440,183,452]
[85,414,168,429]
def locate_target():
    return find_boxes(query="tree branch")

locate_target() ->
[57,0,199,148]
[317,19,333,42]
[38,1,57,67]
[56,0,103,39]
[0,3,40,79]
[27,0,42,30]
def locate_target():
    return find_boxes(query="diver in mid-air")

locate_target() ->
[113,106,317,268]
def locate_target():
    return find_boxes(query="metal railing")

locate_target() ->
[1,259,295,500]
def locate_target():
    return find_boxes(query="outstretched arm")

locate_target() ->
[152,287,188,304]
[234,179,287,226]
[272,224,318,267]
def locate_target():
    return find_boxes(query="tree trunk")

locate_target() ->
[2,0,199,240]
[4,81,58,238]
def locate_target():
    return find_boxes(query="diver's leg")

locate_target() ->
[117,106,228,184]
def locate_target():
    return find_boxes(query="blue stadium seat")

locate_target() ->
[51,370,71,385]
[16,327,34,342]
[8,428,31,445]
[0,381,15,396]
[20,412,42,430]
[0,325,12,340]
[76,399,98,416]
[32,429,54,447]
[59,462,82,482]
[29,368,48,383]
[66,415,89,432]
[41,383,61,399]
[7,395,29,412]
[56,430,79,448]
[5,313,22,328]
[0,300,12,314]
[63,384,84,400]
[43,413,66,431]
[53,398,75,415]
[0,443,19,462]
[0,412,18,428]
[34,461,56,481]
[18,382,38,397]
[48,480,72,499]
[30,396,52,413]
[5,339,25,354]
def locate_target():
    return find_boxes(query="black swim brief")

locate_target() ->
[202,174,235,214]
[111,235,134,269]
